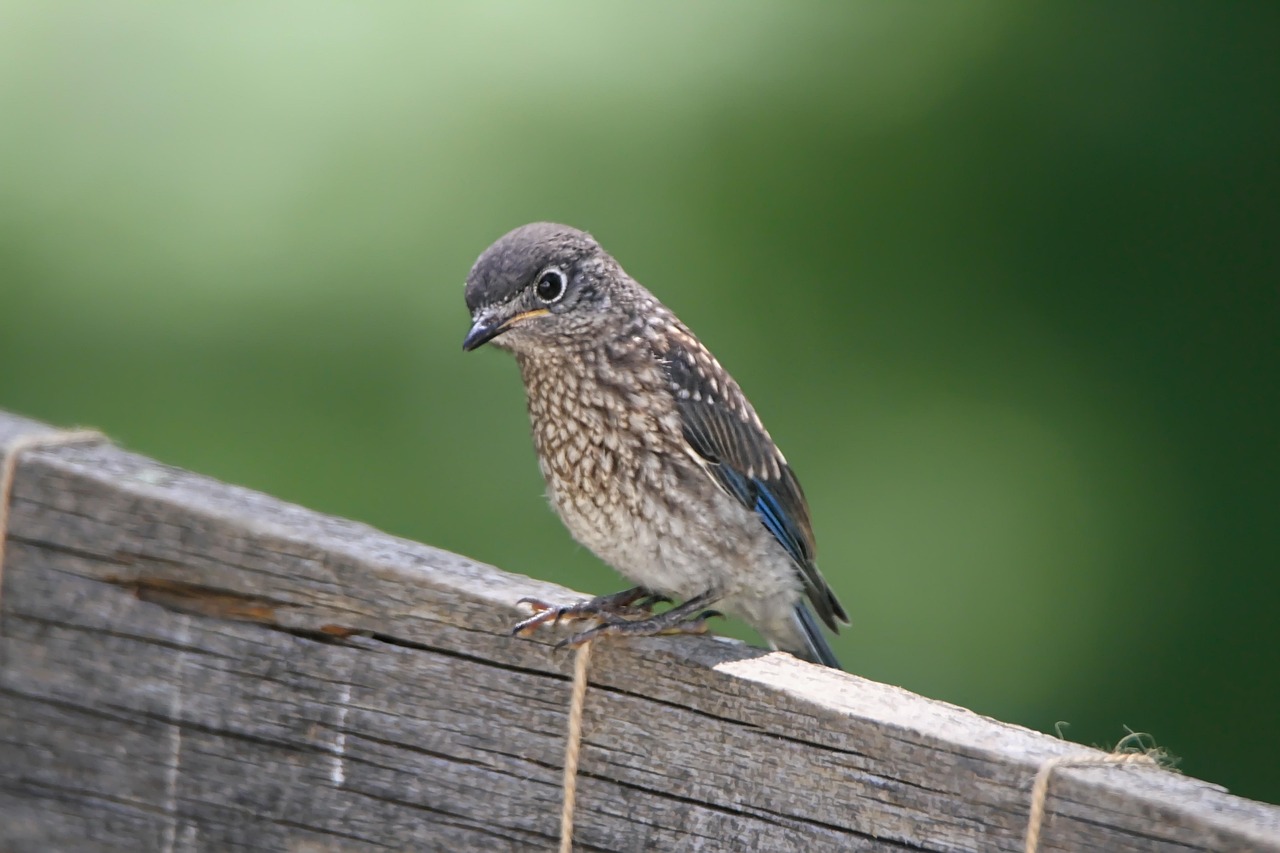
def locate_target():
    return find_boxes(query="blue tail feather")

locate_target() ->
[792,605,842,669]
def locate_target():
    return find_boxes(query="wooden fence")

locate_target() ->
[1,409,1276,851]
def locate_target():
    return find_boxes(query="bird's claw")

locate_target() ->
[510,598,581,636]
[554,609,725,650]
[510,587,667,637]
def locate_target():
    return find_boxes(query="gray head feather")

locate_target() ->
[462,222,622,352]
[465,223,601,313]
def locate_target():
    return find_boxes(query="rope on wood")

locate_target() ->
[0,428,106,608]
[2,427,1180,853]
[560,640,593,853]
[1024,732,1164,853]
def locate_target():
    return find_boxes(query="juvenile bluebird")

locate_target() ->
[463,223,848,668]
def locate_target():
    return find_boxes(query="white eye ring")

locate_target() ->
[534,267,567,304]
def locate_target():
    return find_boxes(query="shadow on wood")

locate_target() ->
[1,410,1277,852]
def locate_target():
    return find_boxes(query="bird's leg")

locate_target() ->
[556,591,723,650]
[511,586,671,637]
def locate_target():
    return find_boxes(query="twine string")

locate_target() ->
[559,641,593,853]
[1024,733,1162,853]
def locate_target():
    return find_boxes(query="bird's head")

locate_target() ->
[462,222,619,354]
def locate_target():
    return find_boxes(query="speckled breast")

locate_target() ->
[514,347,699,581]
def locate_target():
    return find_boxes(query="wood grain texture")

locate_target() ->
[0,409,1276,852]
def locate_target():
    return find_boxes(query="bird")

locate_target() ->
[462,222,849,668]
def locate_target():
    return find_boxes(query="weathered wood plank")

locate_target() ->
[0,409,1277,852]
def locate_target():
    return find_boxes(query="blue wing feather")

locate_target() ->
[754,482,807,569]
[714,464,756,508]
[710,466,805,565]
[657,334,849,631]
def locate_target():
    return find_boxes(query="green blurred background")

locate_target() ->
[2,3,1276,803]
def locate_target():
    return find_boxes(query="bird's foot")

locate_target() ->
[555,607,725,650]
[511,586,671,637]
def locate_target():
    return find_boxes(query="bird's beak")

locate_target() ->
[462,308,550,351]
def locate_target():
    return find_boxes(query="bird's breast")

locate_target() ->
[509,339,799,606]
[514,348,702,564]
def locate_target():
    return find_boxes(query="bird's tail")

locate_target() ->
[779,605,843,670]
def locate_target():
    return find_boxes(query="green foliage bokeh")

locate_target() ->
[1,3,1276,803]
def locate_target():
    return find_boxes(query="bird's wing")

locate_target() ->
[656,329,849,630]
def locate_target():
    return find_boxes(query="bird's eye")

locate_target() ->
[535,267,567,303]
